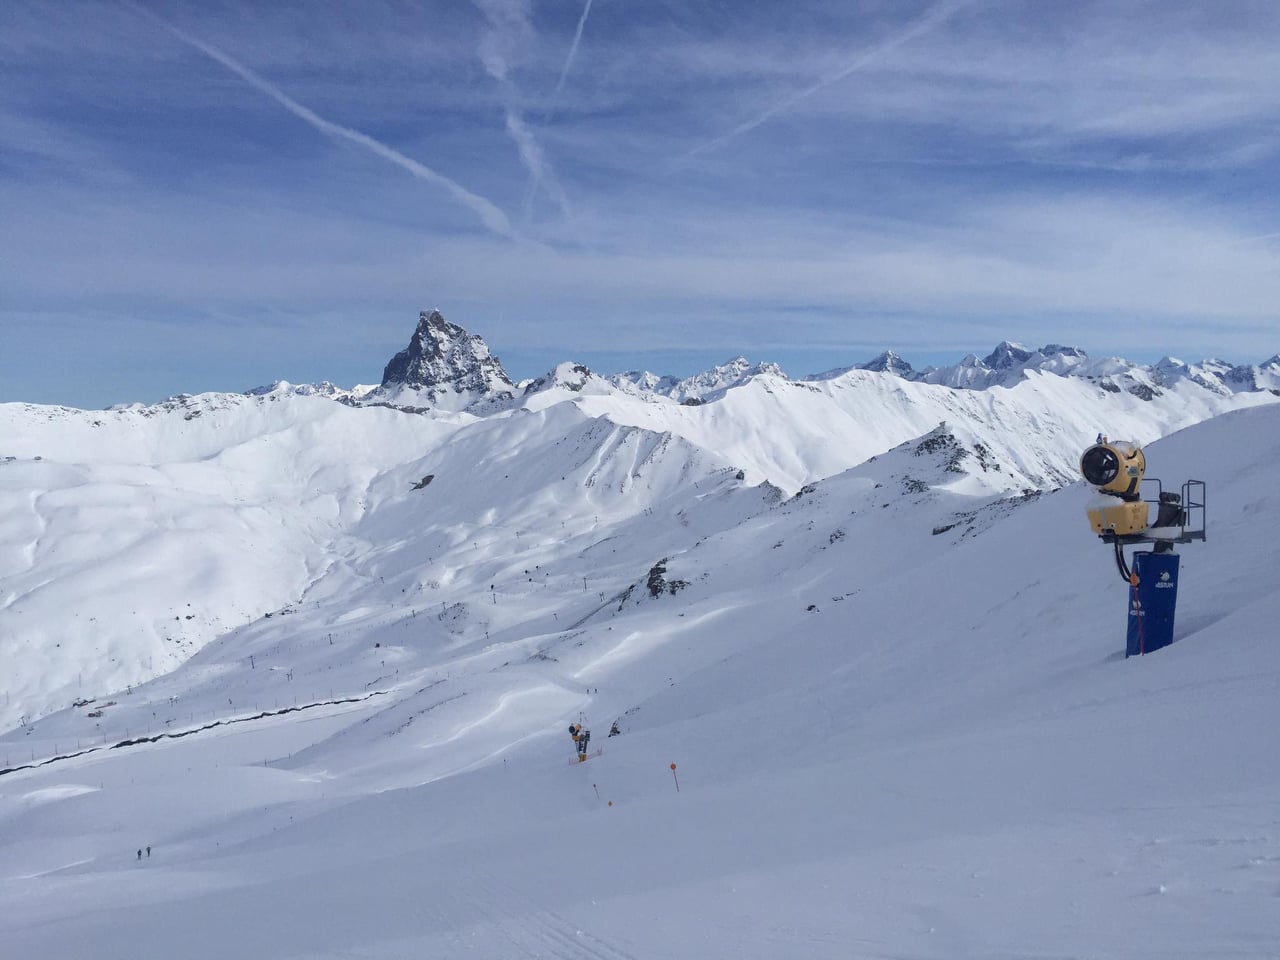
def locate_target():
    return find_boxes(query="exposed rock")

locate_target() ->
[381,310,514,397]
[858,350,915,377]
[646,559,689,598]
[983,340,1034,370]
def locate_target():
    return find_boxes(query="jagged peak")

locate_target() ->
[245,380,347,399]
[523,361,604,395]
[705,357,786,379]
[380,309,513,398]
[859,350,915,376]
[611,370,680,393]
[982,341,1033,369]
[666,357,788,402]
[1041,344,1086,359]
[749,360,787,379]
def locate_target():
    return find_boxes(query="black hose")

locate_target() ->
[1114,539,1133,583]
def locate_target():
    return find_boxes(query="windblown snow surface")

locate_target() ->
[1,384,1278,959]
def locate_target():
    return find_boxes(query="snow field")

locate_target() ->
[1,387,1278,957]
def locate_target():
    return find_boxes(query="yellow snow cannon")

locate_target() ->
[1078,439,1206,587]
[568,723,591,761]
[1081,440,1149,537]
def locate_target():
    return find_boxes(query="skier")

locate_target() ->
[146,846,151,858]
[568,723,591,761]
[136,849,142,861]
[608,720,620,738]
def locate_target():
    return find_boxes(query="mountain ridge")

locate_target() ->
[244,309,1280,412]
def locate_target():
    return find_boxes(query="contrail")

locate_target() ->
[524,0,594,218]
[472,0,571,220]
[552,0,595,102]
[1226,230,1280,247]
[683,0,974,161]
[122,1,515,239]
[506,110,572,217]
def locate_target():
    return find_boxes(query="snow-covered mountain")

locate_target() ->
[248,311,1279,409]
[2,312,1280,958]
[370,308,517,411]
[856,348,916,377]
[610,357,788,403]
[3,313,1276,732]
[799,338,1280,399]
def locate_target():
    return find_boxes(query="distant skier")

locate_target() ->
[136,849,142,861]
[608,721,620,738]
[146,846,151,858]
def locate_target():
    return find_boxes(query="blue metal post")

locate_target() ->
[1126,551,1180,656]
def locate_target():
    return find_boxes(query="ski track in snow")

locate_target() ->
[462,872,640,960]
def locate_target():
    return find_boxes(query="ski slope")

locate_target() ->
[2,365,1271,731]
[2,400,1278,958]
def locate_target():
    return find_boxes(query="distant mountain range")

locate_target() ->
[850,341,1280,397]
[251,310,1280,411]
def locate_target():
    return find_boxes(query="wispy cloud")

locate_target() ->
[683,0,975,161]
[471,0,571,221]
[120,0,516,239]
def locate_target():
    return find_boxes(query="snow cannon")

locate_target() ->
[1081,441,1148,536]
[1079,438,1207,656]
[568,723,591,761]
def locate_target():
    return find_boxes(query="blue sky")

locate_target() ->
[3,0,1279,408]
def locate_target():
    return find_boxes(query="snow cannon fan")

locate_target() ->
[1080,441,1148,538]
[1079,438,1206,656]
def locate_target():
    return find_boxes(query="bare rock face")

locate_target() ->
[381,310,514,397]
[858,350,915,377]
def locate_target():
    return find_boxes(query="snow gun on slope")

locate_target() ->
[1079,438,1206,656]
[568,723,591,762]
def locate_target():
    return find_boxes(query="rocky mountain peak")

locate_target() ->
[1041,344,1086,359]
[381,310,514,396]
[667,357,788,402]
[523,362,601,396]
[859,350,915,377]
[983,341,1033,370]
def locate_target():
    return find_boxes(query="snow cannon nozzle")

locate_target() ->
[1080,440,1145,499]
